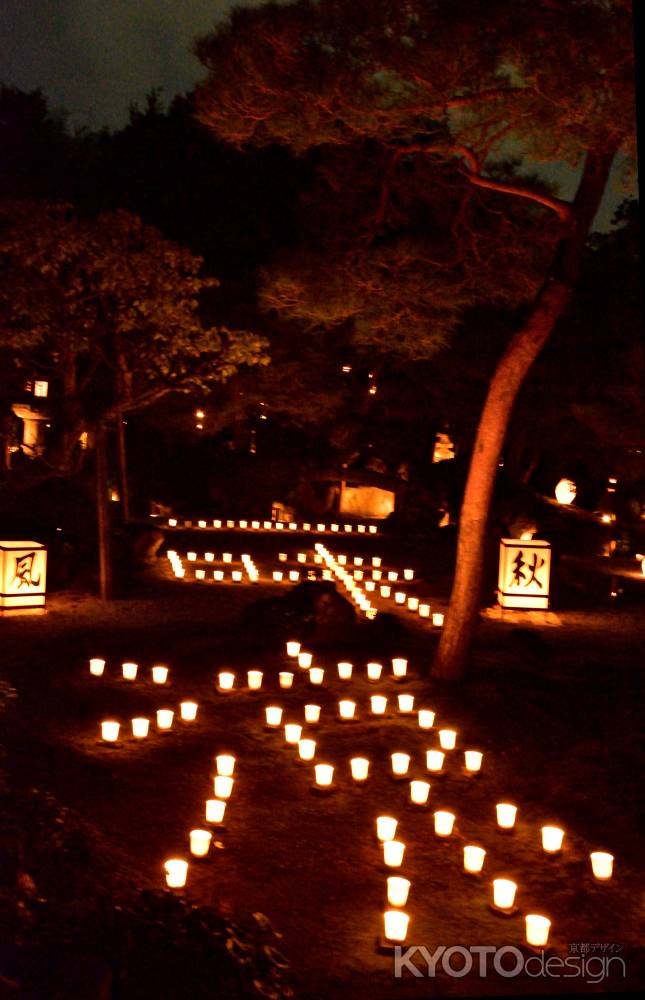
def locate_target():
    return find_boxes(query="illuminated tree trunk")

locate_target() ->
[432,146,617,680]
[95,421,113,601]
[116,412,130,521]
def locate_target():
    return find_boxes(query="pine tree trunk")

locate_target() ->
[116,412,130,521]
[95,422,113,601]
[432,145,617,680]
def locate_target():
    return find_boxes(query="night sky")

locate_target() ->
[0,0,633,229]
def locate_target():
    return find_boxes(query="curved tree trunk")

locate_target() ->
[432,145,617,680]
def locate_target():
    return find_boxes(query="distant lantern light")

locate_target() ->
[189,829,212,857]
[398,694,415,713]
[284,723,302,744]
[247,670,263,690]
[555,478,576,504]
[298,738,316,761]
[525,915,551,947]
[380,585,391,598]
[438,729,457,750]
[217,671,235,691]
[338,661,353,680]
[426,750,445,773]
[383,910,409,943]
[309,667,324,685]
[298,651,313,669]
[272,570,284,582]
[464,750,483,773]
[279,671,294,689]
[213,775,234,799]
[418,603,430,618]
[314,763,334,788]
[338,699,357,721]
[367,662,383,682]
[286,640,301,657]
[392,657,407,679]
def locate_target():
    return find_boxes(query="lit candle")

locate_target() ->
[496,803,518,829]
[407,597,419,611]
[279,671,294,689]
[380,585,391,598]
[392,658,407,679]
[272,571,284,582]
[394,592,406,605]
[89,658,106,676]
[284,723,302,744]
[298,651,313,669]
[252,521,260,529]
[164,859,188,888]
[403,569,414,581]
[232,570,243,582]
[391,753,411,777]
[101,720,119,742]
[383,840,405,867]
[265,705,283,727]
[213,775,234,799]
[350,757,370,782]
[131,717,150,738]
[590,851,614,880]
[434,811,456,837]
[525,914,551,947]
[180,701,198,721]
[353,570,364,580]
[298,738,316,761]
[223,553,232,563]
[418,710,435,730]
[189,829,212,857]
[304,704,321,724]
[398,694,415,713]
[418,604,430,618]
[367,662,383,682]
[338,699,357,721]
[278,552,288,562]
[263,521,272,530]
[369,526,377,534]
[386,876,411,907]
[152,665,168,684]
[337,661,353,680]
[214,570,224,581]
[247,670,263,690]
[187,552,197,561]
[338,555,347,565]
[464,750,483,773]
[157,709,174,731]
[410,780,430,805]
[297,553,307,563]
[426,750,445,773]
[216,754,236,776]
[195,569,206,580]
[314,763,334,787]
[365,581,376,592]
[168,518,177,527]
[288,570,300,582]
[239,520,248,529]
[376,816,398,841]
[438,729,457,750]
[493,878,517,911]
[383,910,409,943]
[122,662,138,681]
[541,826,564,853]
[217,671,235,691]
[432,613,445,627]
[205,799,227,824]
[286,640,301,657]
[214,520,222,528]
[205,552,214,562]
[370,695,388,715]
[388,571,398,582]
[309,667,324,685]
[372,570,382,580]
[464,845,486,873]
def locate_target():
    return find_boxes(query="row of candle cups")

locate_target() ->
[101,702,198,741]
[90,659,170,683]
[168,517,378,533]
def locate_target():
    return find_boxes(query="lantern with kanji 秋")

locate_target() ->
[498,538,551,610]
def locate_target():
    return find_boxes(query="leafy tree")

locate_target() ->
[195,0,635,678]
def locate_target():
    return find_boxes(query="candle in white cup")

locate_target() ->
[205,799,227,824]
[590,851,614,880]
[279,671,294,689]
[89,658,106,676]
[541,826,564,853]
[391,753,411,777]
[298,738,316,761]
[265,705,283,727]
[101,720,119,742]
[309,667,324,685]
[392,658,407,679]
[152,665,168,684]
[215,754,236,776]
[304,704,321,724]
[122,662,138,681]
[434,811,456,836]
[131,717,149,739]
[298,651,313,669]
[189,829,212,857]
[350,757,370,782]
[284,723,302,744]
[338,699,357,720]
[370,695,388,715]
[383,840,405,867]
[157,709,174,730]
[337,662,353,680]
[525,914,551,947]
[432,613,445,627]
[247,670,263,690]
[496,803,518,829]
[398,694,414,713]
[493,878,517,911]
[464,750,483,773]
[164,859,188,888]
[286,640,301,657]
[387,876,411,907]
[426,750,445,772]
[438,729,457,750]
[410,780,430,805]
[464,845,486,873]
[383,910,409,942]
[213,775,234,799]
[217,671,235,691]
[367,662,383,682]
[376,816,397,841]
[180,701,198,721]
[314,763,334,787]
[418,710,435,730]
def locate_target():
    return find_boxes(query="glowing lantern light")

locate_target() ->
[541,826,564,853]
[217,671,235,691]
[288,570,300,582]
[500,536,553,612]
[216,754,236,776]
[226,520,234,529]
[387,877,411,907]
[89,658,106,676]
[380,585,391,598]
[338,699,357,721]
[286,640,301,657]
[298,739,316,761]
[168,518,177,527]
[317,523,325,532]
[407,597,419,611]
[214,520,222,528]
[350,757,370,782]
[418,604,430,618]
[426,750,445,773]
[298,651,313,669]
[371,695,387,715]
[432,613,445,627]
[590,852,614,880]
[205,552,214,562]
[278,553,288,563]
[392,658,408,679]
[438,729,457,750]
[496,803,518,829]
[180,701,198,721]
[189,829,212,857]
[383,910,409,943]
[383,840,405,867]
[398,694,414,713]
[187,552,197,562]
[231,570,243,582]
[464,845,486,873]
[314,763,334,788]
[394,592,406,605]
[198,520,207,528]
[205,799,227,824]
[353,570,364,581]
[309,667,324,685]
[555,478,576,504]
[464,750,483,773]
[338,661,353,680]
[157,709,174,731]
[131,717,150,738]
[365,581,376,592]
[367,662,383,682]
[434,811,456,837]
[279,671,294,689]
[152,665,168,684]
[272,571,284,582]
[388,571,398,582]
[222,553,232,563]
[418,710,435,730]
[493,879,517,911]
[213,570,224,581]
[122,662,138,681]
[252,521,260,530]
[213,775,234,799]
[297,553,307,563]
[284,723,302,744]
[338,555,347,565]
[391,753,411,777]
[101,721,119,742]
[369,526,377,534]
[372,570,382,580]
[525,915,551,947]
[164,859,188,888]
[264,521,272,530]
[403,569,414,581]
[247,670,263,690]
[410,780,430,806]
[265,705,283,727]
[304,704,321,724]
[195,569,206,580]
[376,816,398,841]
